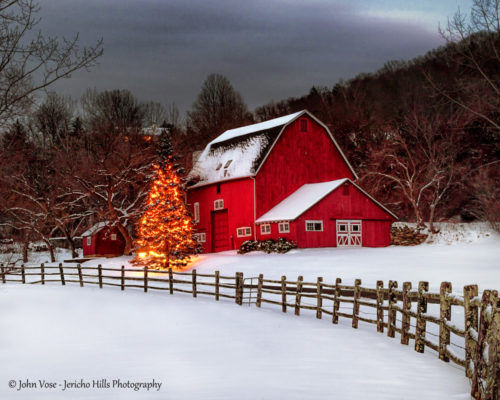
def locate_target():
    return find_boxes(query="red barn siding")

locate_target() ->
[188,178,255,253]
[255,116,355,218]
[362,220,392,247]
[293,182,394,248]
[255,221,297,243]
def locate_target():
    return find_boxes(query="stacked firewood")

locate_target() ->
[391,225,428,246]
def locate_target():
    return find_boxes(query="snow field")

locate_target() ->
[0,285,471,400]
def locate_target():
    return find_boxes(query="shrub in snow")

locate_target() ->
[238,237,297,254]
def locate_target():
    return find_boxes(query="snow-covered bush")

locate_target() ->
[238,237,297,254]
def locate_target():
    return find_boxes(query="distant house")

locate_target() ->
[186,110,397,252]
[82,222,125,257]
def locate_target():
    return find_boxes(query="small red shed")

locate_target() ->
[82,222,126,257]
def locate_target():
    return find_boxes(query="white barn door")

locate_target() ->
[336,220,362,247]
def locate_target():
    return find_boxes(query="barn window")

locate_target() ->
[237,227,252,237]
[111,233,117,241]
[343,182,349,196]
[306,220,323,232]
[260,224,271,235]
[216,183,221,194]
[300,118,308,132]
[338,224,347,232]
[214,199,224,210]
[278,222,290,233]
[352,224,360,232]
[194,232,206,243]
[194,202,200,223]
[86,237,91,246]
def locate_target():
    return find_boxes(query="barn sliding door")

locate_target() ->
[211,210,230,252]
[336,220,362,247]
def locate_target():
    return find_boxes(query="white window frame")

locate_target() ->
[214,199,224,210]
[236,227,252,238]
[305,220,323,232]
[194,202,200,223]
[260,224,271,235]
[278,222,290,233]
[111,233,117,241]
[86,236,91,246]
[194,232,206,243]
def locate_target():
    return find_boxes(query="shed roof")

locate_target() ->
[187,110,357,188]
[255,179,398,223]
[81,222,110,237]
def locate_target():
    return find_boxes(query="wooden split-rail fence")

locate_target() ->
[1,263,499,400]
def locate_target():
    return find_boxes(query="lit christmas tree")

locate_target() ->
[133,130,198,269]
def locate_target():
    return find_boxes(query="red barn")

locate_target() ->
[186,110,396,253]
[82,222,126,257]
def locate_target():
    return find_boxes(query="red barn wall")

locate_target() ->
[187,178,255,253]
[293,182,394,248]
[255,116,355,218]
[255,221,297,243]
[82,235,96,256]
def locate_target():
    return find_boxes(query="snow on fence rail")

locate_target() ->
[1,263,499,400]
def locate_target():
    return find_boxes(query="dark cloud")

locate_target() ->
[39,0,444,114]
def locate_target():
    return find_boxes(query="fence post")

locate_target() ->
[401,281,411,345]
[59,263,65,286]
[316,277,323,319]
[376,280,384,333]
[239,272,244,305]
[41,263,45,285]
[77,264,83,287]
[21,264,25,284]
[0,264,5,284]
[333,278,341,324]
[439,281,452,362]
[120,266,125,291]
[215,271,220,301]
[256,274,263,308]
[98,264,103,289]
[281,275,287,313]
[472,290,498,400]
[387,280,398,338]
[168,268,173,294]
[192,269,197,298]
[295,276,303,316]
[464,284,479,378]
[352,279,361,328]
[486,308,500,400]
[415,281,429,353]
[144,267,148,293]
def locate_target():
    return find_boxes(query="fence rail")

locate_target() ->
[1,263,499,400]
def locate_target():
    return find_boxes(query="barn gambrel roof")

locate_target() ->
[187,110,357,188]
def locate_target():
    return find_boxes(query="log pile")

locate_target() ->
[391,225,428,246]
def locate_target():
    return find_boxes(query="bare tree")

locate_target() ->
[366,105,465,232]
[81,88,145,131]
[0,0,102,125]
[187,73,251,147]
[428,0,500,132]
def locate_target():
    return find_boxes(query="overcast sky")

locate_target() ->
[39,0,473,115]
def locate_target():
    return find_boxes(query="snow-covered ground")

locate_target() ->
[0,285,470,400]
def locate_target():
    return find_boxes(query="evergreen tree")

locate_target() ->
[133,132,198,269]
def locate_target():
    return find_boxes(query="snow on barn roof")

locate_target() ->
[256,179,398,223]
[188,112,306,187]
[210,111,303,145]
[187,110,357,188]
[81,222,110,237]
[256,179,348,223]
